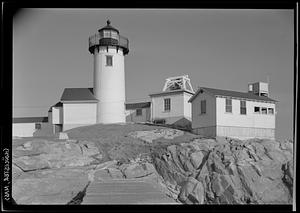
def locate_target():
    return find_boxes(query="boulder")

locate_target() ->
[282,160,294,196]
[12,139,101,170]
[178,177,204,204]
[13,156,50,172]
[13,140,50,158]
[122,162,155,178]
[12,167,90,204]
[107,168,124,179]
[190,151,204,169]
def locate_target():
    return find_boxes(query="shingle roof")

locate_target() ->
[149,89,194,97]
[189,87,277,103]
[60,88,98,102]
[125,102,151,110]
[13,117,48,123]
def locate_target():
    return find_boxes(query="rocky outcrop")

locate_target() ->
[12,138,103,204]
[12,124,294,205]
[12,166,92,204]
[12,138,176,204]
[13,139,103,171]
[128,129,184,143]
[151,137,294,204]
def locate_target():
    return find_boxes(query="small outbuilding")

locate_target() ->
[149,75,195,127]
[125,102,151,123]
[13,116,50,137]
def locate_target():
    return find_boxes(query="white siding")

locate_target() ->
[52,107,63,124]
[191,92,216,129]
[63,103,97,125]
[125,108,151,123]
[190,91,276,139]
[13,123,36,137]
[13,123,52,137]
[151,93,184,124]
[183,92,193,120]
[216,97,276,129]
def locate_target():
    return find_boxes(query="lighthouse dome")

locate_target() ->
[98,20,120,34]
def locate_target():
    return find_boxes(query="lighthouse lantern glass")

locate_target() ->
[103,30,110,38]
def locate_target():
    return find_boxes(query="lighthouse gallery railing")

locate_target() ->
[89,33,129,50]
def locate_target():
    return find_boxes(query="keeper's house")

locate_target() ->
[189,82,277,140]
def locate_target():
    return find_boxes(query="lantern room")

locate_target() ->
[88,20,129,55]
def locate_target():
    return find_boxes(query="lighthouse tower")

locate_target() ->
[88,20,129,123]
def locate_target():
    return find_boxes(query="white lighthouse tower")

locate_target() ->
[88,20,129,123]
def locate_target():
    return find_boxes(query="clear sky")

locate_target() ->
[13,9,294,140]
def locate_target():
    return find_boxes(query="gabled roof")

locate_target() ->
[13,117,48,123]
[60,88,98,102]
[149,89,194,97]
[125,102,151,110]
[48,102,63,112]
[189,87,277,103]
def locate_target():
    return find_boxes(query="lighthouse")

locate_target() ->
[88,20,129,124]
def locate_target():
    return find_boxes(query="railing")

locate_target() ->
[89,33,129,50]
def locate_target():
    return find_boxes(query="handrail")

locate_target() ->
[89,33,129,50]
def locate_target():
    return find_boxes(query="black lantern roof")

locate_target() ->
[98,20,120,34]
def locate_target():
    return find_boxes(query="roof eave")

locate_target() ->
[149,90,194,97]
[61,100,98,103]
[214,95,277,103]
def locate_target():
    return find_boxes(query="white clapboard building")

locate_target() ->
[188,82,277,140]
[149,75,195,128]
[13,117,51,137]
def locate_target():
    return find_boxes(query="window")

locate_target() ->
[254,106,260,113]
[268,108,274,115]
[225,98,232,113]
[240,100,246,115]
[111,31,119,39]
[200,100,206,114]
[35,123,41,130]
[164,98,171,111]
[103,30,110,38]
[261,107,267,114]
[136,108,142,116]
[106,55,113,66]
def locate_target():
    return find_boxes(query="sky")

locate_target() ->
[13,9,294,140]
